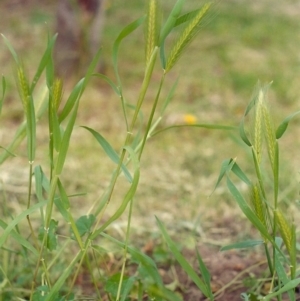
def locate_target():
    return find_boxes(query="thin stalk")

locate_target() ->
[116,198,134,301]
[26,162,39,251]
[138,73,165,160]
[92,48,158,229]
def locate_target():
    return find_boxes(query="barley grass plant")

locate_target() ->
[214,83,300,300]
[0,1,235,300]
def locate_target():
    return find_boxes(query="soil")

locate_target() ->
[74,222,271,301]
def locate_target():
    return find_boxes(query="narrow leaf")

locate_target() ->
[226,176,272,242]
[221,240,264,251]
[0,200,47,248]
[159,0,185,45]
[113,16,145,86]
[0,220,38,256]
[156,217,209,297]
[276,110,300,139]
[55,100,79,175]
[81,126,132,183]
[196,248,213,300]
[93,73,120,96]
[30,34,57,93]
[0,75,6,115]
[263,278,300,301]
[91,146,139,238]
[1,34,19,64]
[160,77,179,116]
[59,79,82,123]
[211,158,233,195]
[231,161,252,185]
[152,123,236,137]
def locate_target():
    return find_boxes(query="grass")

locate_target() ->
[0,0,300,300]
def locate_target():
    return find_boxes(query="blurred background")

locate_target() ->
[0,0,300,236]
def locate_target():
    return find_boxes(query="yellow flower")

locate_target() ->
[183,114,197,125]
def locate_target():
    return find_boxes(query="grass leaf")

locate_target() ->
[226,175,272,242]
[30,34,57,93]
[91,145,140,238]
[93,73,121,96]
[0,220,38,256]
[276,110,300,139]
[156,217,210,298]
[0,75,6,115]
[152,123,236,137]
[211,158,233,195]
[263,278,300,301]
[113,16,145,86]
[196,248,213,300]
[1,34,19,64]
[0,200,47,249]
[81,126,132,183]
[221,240,264,251]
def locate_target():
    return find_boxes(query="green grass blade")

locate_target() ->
[160,77,178,116]
[0,200,47,249]
[59,78,84,123]
[58,41,101,124]
[274,237,295,301]
[175,8,206,27]
[120,276,137,301]
[81,126,132,183]
[276,110,300,139]
[152,123,236,137]
[196,248,213,300]
[51,110,62,152]
[221,240,264,251]
[81,47,102,91]
[0,220,38,256]
[263,278,300,301]
[239,117,252,146]
[147,284,183,301]
[1,34,19,64]
[0,85,48,164]
[231,161,252,185]
[113,16,145,86]
[27,96,36,162]
[159,0,185,45]
[156,217,210,298]
[0,75,6,115]
[90,146,140,239]
[226,175,272,242]
[30,34,57,93]
[45,250,84,301]
[211,158,233,195]
[55,179,70,222]
[100,232,164,287]
[55,100,79,175]
[34,165,46,202]
[93,73,121,96]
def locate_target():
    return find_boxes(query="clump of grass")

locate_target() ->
[213,82,300,300]
[0,1,222,300]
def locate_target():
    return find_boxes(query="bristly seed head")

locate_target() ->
[17,67,30,115]
[165,3,211,73]
[145,0,161,64]
[275,209,292,256]
[52,78,63,112]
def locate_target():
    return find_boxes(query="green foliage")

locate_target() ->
[1,1,298,301]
